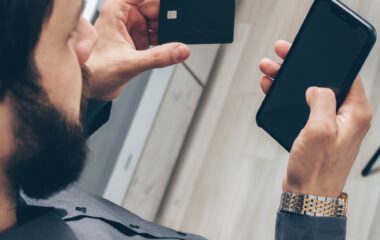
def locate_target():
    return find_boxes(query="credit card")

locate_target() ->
[158,0,235,44]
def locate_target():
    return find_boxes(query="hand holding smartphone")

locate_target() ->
[260,45,374,198]
[256,0,376,151]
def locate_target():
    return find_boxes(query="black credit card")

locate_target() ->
[158,0,235,44]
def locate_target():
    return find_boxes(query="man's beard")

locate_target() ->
[5,67,90,200]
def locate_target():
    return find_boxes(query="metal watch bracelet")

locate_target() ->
[279,192,348,218]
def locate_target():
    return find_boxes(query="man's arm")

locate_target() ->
[275,212,346,240]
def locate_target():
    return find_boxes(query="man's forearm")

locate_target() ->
[275,211,346,240]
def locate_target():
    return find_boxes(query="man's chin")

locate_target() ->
[6,91,88,200]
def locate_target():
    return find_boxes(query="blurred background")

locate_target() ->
[79,0,380,239]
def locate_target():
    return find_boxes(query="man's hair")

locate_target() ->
[0,0,54,100]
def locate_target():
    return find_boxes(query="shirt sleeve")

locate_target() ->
[275,211,346,240]
[83,99,112,137]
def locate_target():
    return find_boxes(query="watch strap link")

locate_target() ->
[280,192,347,218]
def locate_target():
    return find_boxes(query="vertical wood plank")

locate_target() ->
[123,65,203,221]
[156,23,252,228]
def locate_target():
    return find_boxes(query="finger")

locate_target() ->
[259,58,281,79]
[274,40,292,60]
[338,76,369,116]
[306,87,337,127]
[149,20,159,33]
[260,76,273,94]
[149,31,158,46]
[337,76,372,134]
[133,32,150,50]
[134,43,190,72]
[342,76,368,107]
[139,0,160,20]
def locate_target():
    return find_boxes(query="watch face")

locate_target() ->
[158,0,235,44]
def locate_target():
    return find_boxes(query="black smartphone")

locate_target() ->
[256,0,377,152]
[158,0,235,44]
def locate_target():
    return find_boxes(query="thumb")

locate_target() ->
[306,87,337,126]
[133,43,190,72]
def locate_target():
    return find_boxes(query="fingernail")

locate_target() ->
[306,87,317,103]
[173,48,181,63]
[306,87,317,96]
[173,45,188,63]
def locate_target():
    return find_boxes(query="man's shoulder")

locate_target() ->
[25,187,155,226]
[25,186,124,216]
[24,187,109,217]
[23,187,206,240]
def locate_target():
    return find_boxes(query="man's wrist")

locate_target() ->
[283,179,343,199]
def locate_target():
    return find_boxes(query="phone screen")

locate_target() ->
[257,0,375,151]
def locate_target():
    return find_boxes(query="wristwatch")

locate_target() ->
[279,192,348,218]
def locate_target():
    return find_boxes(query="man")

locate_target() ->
[0,0,372,239]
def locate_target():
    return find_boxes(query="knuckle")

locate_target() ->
[317,87,329,94]
[307,88,335,104]
[152,50,165,67]
[304,122,337,142]
[307,87,318,98]
[364,108,373,123]
[317,88,335,98]
[313,87,334,96]
[352,107,373,129]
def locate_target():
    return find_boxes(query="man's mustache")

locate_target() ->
[81,65,91,97]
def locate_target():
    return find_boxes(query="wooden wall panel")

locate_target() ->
[123,65,203,221]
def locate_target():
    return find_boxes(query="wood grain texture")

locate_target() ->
[123,64,203,221]
[185,44,221,85]
[156,0,380,239]
[155,23,252,229]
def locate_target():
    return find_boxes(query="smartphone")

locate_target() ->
[158,0,235,44]
[256,0,377,152]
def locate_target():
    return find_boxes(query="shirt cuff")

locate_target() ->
[275,211,346,240]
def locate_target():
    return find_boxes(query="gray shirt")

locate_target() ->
[276,211,346,240]
[0,187,346,240]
